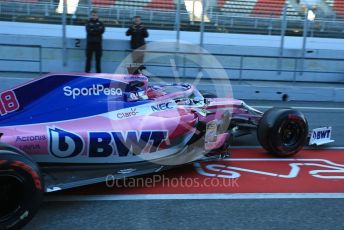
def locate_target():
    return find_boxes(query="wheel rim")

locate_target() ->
[279,120,302,147]
[0,175,24,222]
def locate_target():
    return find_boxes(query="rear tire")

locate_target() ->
[0,146,43,230]
[257,108,308,157]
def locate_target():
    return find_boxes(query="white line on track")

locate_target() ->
[231,146,344,150]
[253,105,344,111]
[45,193,344,202]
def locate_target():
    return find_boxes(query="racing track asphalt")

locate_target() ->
[25,100,344,230]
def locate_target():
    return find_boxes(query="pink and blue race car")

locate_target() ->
[1,72,328,229]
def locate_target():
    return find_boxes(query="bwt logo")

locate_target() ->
[151,102,176,112]
[63,84,123,99]
[48,128,84,158]
[48,127,168,158]
[312,130,331,140]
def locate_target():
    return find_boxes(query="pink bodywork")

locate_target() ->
[0,73,243,164]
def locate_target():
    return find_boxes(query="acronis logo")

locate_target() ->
[48,127,168,158]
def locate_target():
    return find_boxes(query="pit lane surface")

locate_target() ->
[25,100,344,230]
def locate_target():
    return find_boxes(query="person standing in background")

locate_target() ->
[85,10,105,73]
[126,16,149,68]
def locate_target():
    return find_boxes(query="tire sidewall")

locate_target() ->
[270,112,308,156]
[258,108,308,157]
[0,151,43,230]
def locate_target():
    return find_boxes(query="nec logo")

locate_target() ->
[151,102,176,112]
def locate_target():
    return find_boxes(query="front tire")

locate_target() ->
[0,147,43,230]
[257,108,308,157]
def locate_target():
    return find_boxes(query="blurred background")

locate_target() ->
[1,0,344,37]
[0,0,343,101]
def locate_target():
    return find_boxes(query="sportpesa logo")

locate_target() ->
[63,84,123,99]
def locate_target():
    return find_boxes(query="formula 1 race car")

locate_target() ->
[0,72,327,229]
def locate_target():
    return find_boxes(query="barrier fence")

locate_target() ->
[0,44,42,73]
[1,43,343,83]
